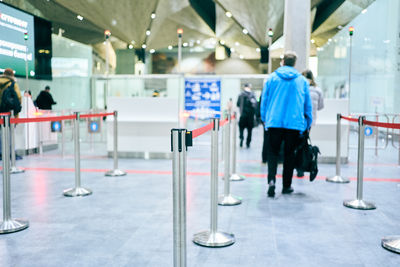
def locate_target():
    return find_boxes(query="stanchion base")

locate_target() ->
[105,169,127,177]
[63,187,92,197]
[229,173,245,181]
[343,199,376,210]
[0,219,29,234]
[193,230,235,247]
[218,194,242,206]
[382,236,400,254]
[326,175,350,183]
[10,166,25,174]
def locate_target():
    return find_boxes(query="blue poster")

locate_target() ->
[184,78,221,119]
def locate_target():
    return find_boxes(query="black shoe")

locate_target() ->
[246,144,250,149]
[16,155,23,160]
[267,182,275,197]
[239,139,243,147]
[282,187,294,194]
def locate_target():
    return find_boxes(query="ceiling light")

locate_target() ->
[77,15,83,21]
[151,13,156,19]
[142,44,147,49]
[242,29,248,34]
[337,25,343,30]
[239,55,244,59]
[128,44,133,49]
[220,40,225,45]
[361,9,367,14]
[150,49,155,54]
[146,30,151,36]
[111,19,117,26]
[311,39,315,44]
[235,42,239,46]
[183,42,188,47]
[196,40,200,44]
[131,40,135,44]
[168,45,173,50]
[256,48,260,52]
[225,11,232,18]
[328,38,332,42]
[230,47,235,52]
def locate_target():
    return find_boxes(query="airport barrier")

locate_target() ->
[0,114,29,234]
[171,111,240,266]
[229,111,245,181]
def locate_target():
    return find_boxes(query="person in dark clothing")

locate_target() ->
[260,51,313,197]
[35,85,56,110]
[236,83,257,148]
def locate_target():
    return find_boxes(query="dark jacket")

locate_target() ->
[237,90,257,119]
[36,90,56,110]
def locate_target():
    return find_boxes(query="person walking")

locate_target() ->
[35,85,56,110]
[296,69,324,177]
[236,83,257,148]
[0,68,23,159]
[260,52,313,197]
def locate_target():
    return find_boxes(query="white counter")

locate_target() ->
[310,99,349,163]
[107,97,179,158]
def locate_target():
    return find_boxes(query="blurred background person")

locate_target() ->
[236,83,257,148]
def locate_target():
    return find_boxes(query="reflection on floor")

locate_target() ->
[0,126,399,267]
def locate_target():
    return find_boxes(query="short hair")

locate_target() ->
[45,85,50,90]
[4,68,14,76]
[283,51,297,67]
[244,83,252,88]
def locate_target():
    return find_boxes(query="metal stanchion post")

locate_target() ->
[0,115,29,234]
[343,116,376,210]
[382,236,400,254]
[375,114,378,156]
[105,111,126,176]
[218,111,241,206]
[171,128,187,267]
[10,111,24,174]
[327,114,350,183]
[61,112,65,158]
[193,118,235,247]
[63,112,92,197]
[230,112,244,181]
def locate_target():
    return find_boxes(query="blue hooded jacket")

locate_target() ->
[260,66,312,132]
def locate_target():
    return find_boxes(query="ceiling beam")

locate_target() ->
[312,0,345,32]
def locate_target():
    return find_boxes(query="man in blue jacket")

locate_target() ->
[260,51,312,197]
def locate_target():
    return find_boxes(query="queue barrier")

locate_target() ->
[171,111,241,266]
[0,110,124,234]
[329,114,400,254]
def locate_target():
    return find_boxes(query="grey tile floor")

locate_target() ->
[0,125,399,267]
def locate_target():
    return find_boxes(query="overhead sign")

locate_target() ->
[184,78,221,119]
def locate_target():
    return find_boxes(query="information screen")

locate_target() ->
[0,3,35,77]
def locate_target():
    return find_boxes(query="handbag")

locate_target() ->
[294,131,320,182]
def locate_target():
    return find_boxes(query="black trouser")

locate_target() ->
[262,128,268,163]
[238,116,253,147]
[267,128,300,188]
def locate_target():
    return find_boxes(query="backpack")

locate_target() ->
[240,93,257,117]
[0,81,22,114]
[294,131,320,181]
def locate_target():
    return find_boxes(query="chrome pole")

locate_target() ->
[343,116,376,210]
[61,111,65,158]
[38,120,43,155]
[63,112,92,197]
[0,115,29,234]
[105,111,126,176]
[10,111,24,174]
[171,129,187,267]
[327,114,349,183]
[230,112,245,181]
[193,119,235,247]
[218,111,241,206]
[375,114,378,156]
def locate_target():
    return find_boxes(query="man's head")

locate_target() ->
[4,68,14,77]
[282,51,297,67]
[45,85,50,91]
[244,83,252,91]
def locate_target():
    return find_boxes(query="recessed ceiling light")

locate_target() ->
[146,30,151,36]
[225,11,232,18]
[361,9,367,14]
[230,48,235,52]
[151,13,156,19]
[150,49,155,53]
[220,40,225,45]
[239,55,244,59]
[242,29,248,34]
[111,19,117,26]
[196,40,200,44]
[128,44,133,49]
[256,48,260,52]
[168,45,173,50]
[142,44,147,49]
[235,42,239,46]
[183,42,188,47]
[131,40,135,44]
[311,39,315,43]
[77,15,83,21]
